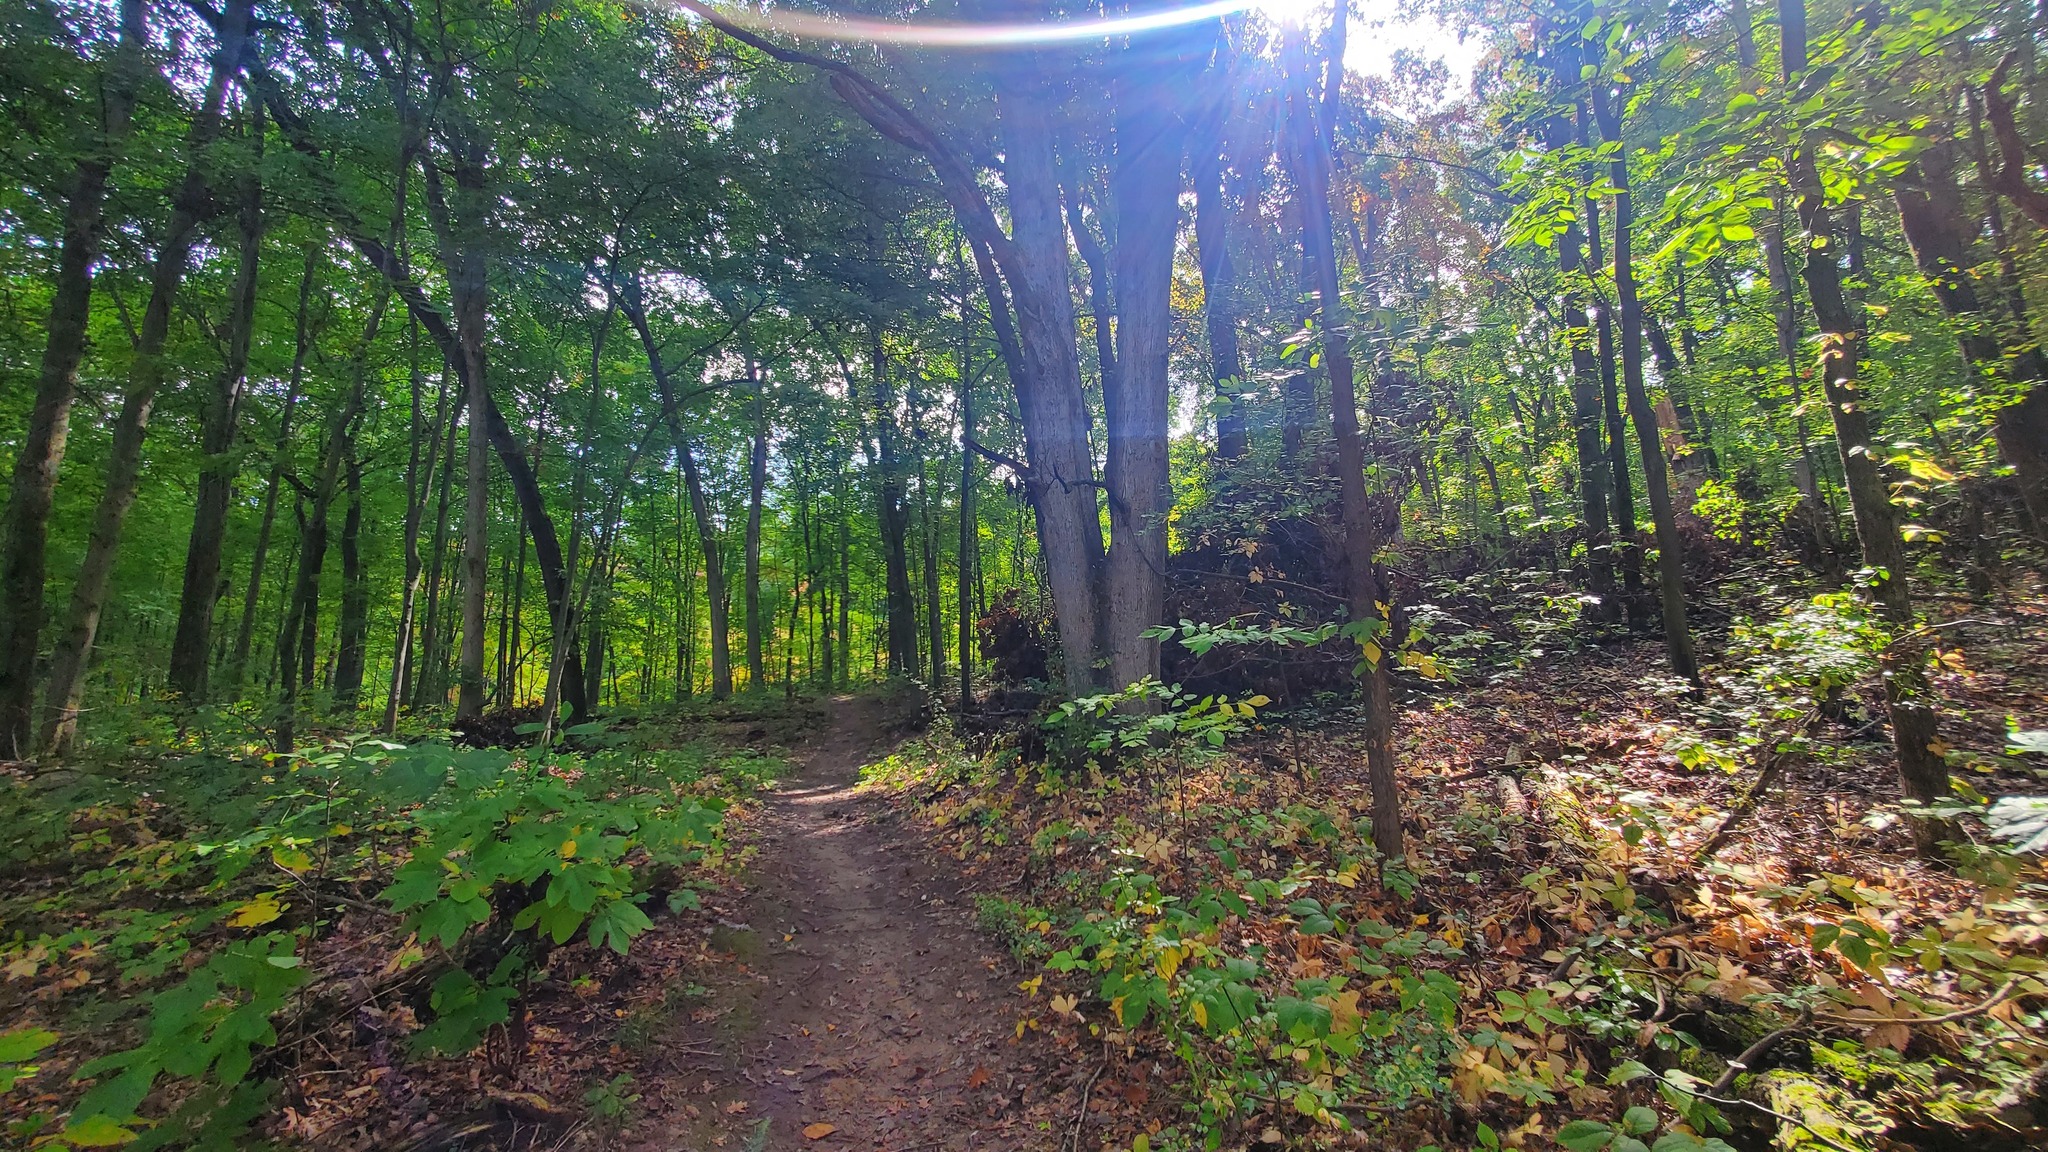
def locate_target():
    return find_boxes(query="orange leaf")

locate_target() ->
[966,1065,991,1090]
[802,1122,837,1140]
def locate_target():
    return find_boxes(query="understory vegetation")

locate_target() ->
[869,590,2048,1151]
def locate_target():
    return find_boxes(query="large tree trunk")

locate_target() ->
[1104,22,1197,695]
[169,114,266,701]
[0,0,146,757]
[40,0,254,756]
[992,57,1108,694]
[1779,0,1949,855]
[745,361,769,689]
[1593,88,1699,683]
[1284,23,1401,861]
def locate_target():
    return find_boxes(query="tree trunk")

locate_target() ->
[871,335,919,677]
[169,112,266,701]
[415,390,460,711]
[1284,23,1401,862]
[992,56,1108,694]
[385,328,452,732]
[0,0,146,756]
[1193,97,1247,462]
[1779,0,1949,853]
[333,449,370,708]
[745,360,768,689]
[1593,88,1699,683]
[957,304,977,708]
[1105,24,1196,695]
[40,0,254,756]
[1542,40,1619,624]
[1891,140,2048,545]
[233,249,319,693]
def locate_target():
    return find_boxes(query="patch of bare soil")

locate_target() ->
[621,695,1086,1152]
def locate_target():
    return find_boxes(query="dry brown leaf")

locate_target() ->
[802,1121,837,1139]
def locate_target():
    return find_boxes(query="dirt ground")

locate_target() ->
[620,695,1088,1152]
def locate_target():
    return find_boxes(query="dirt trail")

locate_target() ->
[630,696,1081,1151]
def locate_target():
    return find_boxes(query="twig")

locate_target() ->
[1708,1009,1811,1094]
[1810,976,2025,1029]
[1064,1057,1107,1152]
[1693,709,1819,863]
[1680,1086,1866,1152]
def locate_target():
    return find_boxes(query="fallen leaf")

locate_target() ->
[802,1122,836,1140]
[723,1100,749,1115]
[966,1065,990,1090]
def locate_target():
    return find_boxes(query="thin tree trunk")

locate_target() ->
[1284,23,1401,861]
[169,111,266,700]
[385,328,452,732]
[957,300,977,708]
[233,249,319,692]
[334,448,370,708]
[745,360,768,689]
[1194,97,1247,461]
[415,389,460,710]
[40,0,254,756]
[1593,87,1699,683]
[0,0,146,755]
[871,335,919,676]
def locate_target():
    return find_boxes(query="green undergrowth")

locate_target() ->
[864,687,2048,1152]
[0,720,781,1149]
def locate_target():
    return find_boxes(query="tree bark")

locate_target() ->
[40,0,255,756]
[1891,140,2048,545]
[1779,0,1949,853]
[871,335,919,677]
[1284,23,1402,861]
[1593,87,1700,683]
[0,0,147,756]
[745,360,769,689]
[169,110,266,701]
[232,249,319,692]
[333,448,370,708]
[385,327,451,732]
[1193,95,1247,461]
[1104,20,1197,695]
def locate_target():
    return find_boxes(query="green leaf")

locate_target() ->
[1622,1106,1659,1135]
[0,1028,57,1063]
[60,1114,139,1147]
[1558,1120,1616,1152]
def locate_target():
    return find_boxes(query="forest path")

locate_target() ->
[627,695,1080,1152]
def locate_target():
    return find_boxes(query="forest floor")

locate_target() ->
[591,692,1087,1152]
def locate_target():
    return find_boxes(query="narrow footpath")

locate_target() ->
[628,696,1087,1151]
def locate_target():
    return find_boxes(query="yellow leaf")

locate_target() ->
[1246,695,1271,707]
[1017,975,1042,997]
[1361,641,1382,667]
[61,1115,138,1147]
[1155,947,1184,981]
[272,846,314,874]
[1190,999,1209,1028]
[560,839,577,859]
[227,893,284,929]
[1051,993,1079,1017]
[802,1122,837,1140]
